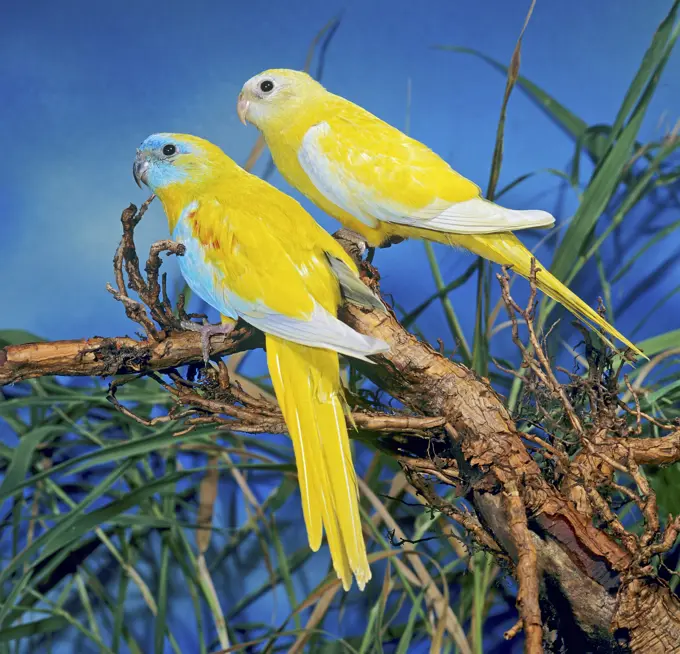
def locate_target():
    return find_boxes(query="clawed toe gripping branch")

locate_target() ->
[2,201,680,653]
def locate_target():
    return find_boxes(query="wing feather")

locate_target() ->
[173,191,388,361]
[325,254,385,312]
[234,298,388,361]
[298,121,554,234]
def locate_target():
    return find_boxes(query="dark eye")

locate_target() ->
[162,144,176,156]
[259,80,274,93]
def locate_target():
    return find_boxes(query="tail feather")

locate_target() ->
[266,335,371,591]
[436,231,645,358]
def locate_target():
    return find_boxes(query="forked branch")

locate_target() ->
[2,203,680,653]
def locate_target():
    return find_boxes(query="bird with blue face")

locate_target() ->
[133,133,389,591]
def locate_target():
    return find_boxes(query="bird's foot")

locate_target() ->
[333,229,369,264]
[181,320,236,367]
[332,229,404,263]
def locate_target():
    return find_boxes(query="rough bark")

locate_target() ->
[613,579,680,653]
[0,329,259,385]
[2,217,680,653]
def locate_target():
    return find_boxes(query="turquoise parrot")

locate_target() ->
[134,133,390,590]
[237,69,643,357]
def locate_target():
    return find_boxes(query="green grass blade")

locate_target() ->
[402,261,477,330]
[0,461,133,590]
[155,453,176,654]
[269,520,301,631]
[595,253,614,324]
[473,0,536,376]
[471,262,489,375]
[0,430,206,503]
[112,531,131,653]
[0,426,68,500]
[611,217,680,284]
[155,538,171,654]
[423,242,471,364]
[395,592,426,654]
[357,602,381,654]
[75,572,102,644]
[646,378,680,405]
[604,0,680,150]
[0,617,68,644]
[632,284,680,335]
[548,13,680,287]
[436,46,589,145]
[423,241,471,365]
[564,132,680,291]
[43,471,191,558]
[0,571,34,627]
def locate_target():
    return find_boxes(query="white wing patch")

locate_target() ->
[173,203,388,362]
[299,122,555,234]
[299,123,380,229]
[399,197,555,233]
[236,300,389,362]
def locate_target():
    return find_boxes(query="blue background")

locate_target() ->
[1,1,679,651]
[2,0,678,346]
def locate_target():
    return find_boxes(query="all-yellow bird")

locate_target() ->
[237,69,643,357]
[134,133,390,590]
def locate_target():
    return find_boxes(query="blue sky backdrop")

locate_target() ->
[2,0,678,354]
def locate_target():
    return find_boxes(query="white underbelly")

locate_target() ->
[172,219,238,320]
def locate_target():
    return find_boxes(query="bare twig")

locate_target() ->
[4,203,680,652]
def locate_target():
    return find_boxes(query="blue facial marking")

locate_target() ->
[139,133,194,155]
[137,133,195,190]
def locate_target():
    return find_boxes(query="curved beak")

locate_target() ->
[133,152,149,189]
[237,92,250,126]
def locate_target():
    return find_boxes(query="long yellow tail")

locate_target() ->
[266,335,371,590]
[425,230,644,358]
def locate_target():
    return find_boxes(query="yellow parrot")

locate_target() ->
[133,133,390,590]
[237,69,643,357]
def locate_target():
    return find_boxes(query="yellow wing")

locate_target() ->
[282,103,642,357]
[148,131,382,591]
[173,176,386,359]
[295,100,554,234]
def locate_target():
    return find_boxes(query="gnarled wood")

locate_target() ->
[3,217,680,652]
[613,579,680,653]
[0,329,259,386]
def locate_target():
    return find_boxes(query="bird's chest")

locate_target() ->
[267,127,314,191]
[171,215,239,319]
[272,123,388,247]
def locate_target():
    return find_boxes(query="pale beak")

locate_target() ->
[133,152,149,188]
[237,93,250,126]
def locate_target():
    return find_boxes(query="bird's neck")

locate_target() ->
[155,182,197,233]
[259,95,323,138]
[156,167,244,233]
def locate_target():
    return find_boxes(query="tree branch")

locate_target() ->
[3,203,680,653]
[0,330,258,386]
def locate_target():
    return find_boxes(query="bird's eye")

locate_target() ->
[162,144,177,156]
[259,80,274,93]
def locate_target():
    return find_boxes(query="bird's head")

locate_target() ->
[237,69,325,129]
[133,133,227,194]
